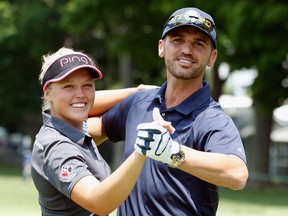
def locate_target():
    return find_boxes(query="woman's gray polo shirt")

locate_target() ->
[32,111,110,216]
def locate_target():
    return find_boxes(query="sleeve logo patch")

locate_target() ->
[59,165,75,182]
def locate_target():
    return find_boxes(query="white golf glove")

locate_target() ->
[134,122,180,165]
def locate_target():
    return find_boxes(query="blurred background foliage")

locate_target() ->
[0,0,287,186]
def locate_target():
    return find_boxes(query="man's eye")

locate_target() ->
[194,41,206,47]
[173,38,183,43]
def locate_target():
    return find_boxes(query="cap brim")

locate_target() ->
[43,65,102,91]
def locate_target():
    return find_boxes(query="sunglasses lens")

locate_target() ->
[167,13,215,32]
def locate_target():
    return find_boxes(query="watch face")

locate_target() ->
[170,149,185,168]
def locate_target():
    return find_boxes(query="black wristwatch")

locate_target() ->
[169,146,185,168]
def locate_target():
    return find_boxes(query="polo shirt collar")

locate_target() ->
[149,81,211,115]
[42,111,90,145]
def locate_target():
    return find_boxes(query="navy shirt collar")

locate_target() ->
[148,81,211,115]
[42,111,90,145]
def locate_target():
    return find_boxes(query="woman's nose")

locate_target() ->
[75,87,85,97]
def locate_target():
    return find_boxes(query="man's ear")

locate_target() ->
[207,49,217,67]
[158,39,164,58]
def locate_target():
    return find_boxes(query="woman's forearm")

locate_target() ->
[71,152,146,215]
[89,88,138,116]
[89,85,159,116]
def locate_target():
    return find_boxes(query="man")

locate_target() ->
[89,7,248,215]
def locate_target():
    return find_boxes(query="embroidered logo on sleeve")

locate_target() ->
[59,165,76,182]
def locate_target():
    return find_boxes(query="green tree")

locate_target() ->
[60,0,175,87]
[220,0,288,184]
[0,0,67,134]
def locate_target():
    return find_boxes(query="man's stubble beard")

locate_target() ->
[167,61,205,80]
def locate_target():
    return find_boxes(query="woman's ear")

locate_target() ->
[158,39,164,58]
[44,87,52,102]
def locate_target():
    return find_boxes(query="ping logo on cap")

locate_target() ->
[59,55,91,67]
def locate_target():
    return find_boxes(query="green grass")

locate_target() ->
[0,166,39,216]
[218,186,288,216]
[1,165,288,216]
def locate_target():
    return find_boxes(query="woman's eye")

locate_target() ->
[63,85,73,89]
[84,83,93,88]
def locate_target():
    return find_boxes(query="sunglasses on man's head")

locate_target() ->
[166,13,215,33]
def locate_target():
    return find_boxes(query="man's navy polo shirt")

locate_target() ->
[103,81,246,216]
[32,111,110,216]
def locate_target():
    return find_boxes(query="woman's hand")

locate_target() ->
[136,84,159,91]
